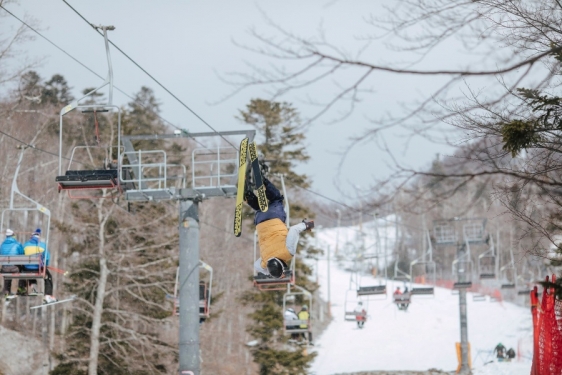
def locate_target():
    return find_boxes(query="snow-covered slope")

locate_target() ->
[310,224,533,375]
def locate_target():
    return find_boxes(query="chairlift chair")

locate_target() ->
[344,289,367,322]
[393,255,411,282]
[282,285,313,342]
[478,254,496,280]
[463,221,486,243]
[478,234,497,279]
[55,26,128,199]
[356,218,388,300]
[434,221,457,244]
[0,146,52,296]
[172,261,213,321]
[357,285,387,296]
[453,236,474,290]
[356,265,387,299]
[393,291,411,310]
[409,230,436,296]
[499,264,517,289]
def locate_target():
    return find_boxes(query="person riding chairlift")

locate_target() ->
[22,229,57,304]
[354,301,367,328]
[247,178,313,279]
[0,229,24,297]
[298,304,313,343]
[284,307,299,340]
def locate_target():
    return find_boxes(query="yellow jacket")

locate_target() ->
[297,310,309,328]
[257,218,292,269]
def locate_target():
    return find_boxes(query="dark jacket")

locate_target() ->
[254,200,286,226]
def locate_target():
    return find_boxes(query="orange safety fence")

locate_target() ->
[530,275,562,375]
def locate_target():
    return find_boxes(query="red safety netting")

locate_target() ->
[531,275,562,375]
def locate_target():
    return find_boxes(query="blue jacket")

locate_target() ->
[22,237,49,270]
[255,200,286,226]
[0,237,24,256]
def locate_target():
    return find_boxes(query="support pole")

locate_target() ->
[327,245,331,317]
[179,200,200,375]
[457,243,471,374]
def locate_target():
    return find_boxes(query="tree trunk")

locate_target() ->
[88,197,113,375]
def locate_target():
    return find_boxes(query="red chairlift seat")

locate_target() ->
[0,254,46,296]
[253,270,295,291]
[199,282,209,321]
[56,169,120,191]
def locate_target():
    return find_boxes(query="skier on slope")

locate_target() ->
[354,301,367,328]
[246,178,314,278]
[494,342,506,360]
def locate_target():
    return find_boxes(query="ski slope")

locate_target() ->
[310,224,533,375]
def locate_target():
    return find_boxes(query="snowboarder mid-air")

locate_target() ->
[247,178,313,279]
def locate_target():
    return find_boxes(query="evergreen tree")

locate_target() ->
[239,99,310,189]
[42,74,74,105]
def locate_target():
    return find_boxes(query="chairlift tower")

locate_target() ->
[122,130,254,375]
[434,217,487,375]
[53,25,253,374]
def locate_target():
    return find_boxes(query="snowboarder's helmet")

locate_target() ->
[302,305,308,311]
[267,258,287,278]
[287,308,295,313]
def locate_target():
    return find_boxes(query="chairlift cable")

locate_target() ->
[284,179,424,231]
[0,129,85,165]
[4,3,424,224]
[0,4,213,153]
[8,2,424,232]
[61,0,237,150]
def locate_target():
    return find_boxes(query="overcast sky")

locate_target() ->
[0,1,460,205]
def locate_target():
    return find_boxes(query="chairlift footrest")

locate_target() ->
[56,170,119,189]
[453,282,472,289]
[479,273,496,279]
[411,287,435,295]
[357,285,386,296]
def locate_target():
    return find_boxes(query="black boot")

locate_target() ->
[302,219,314,231]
